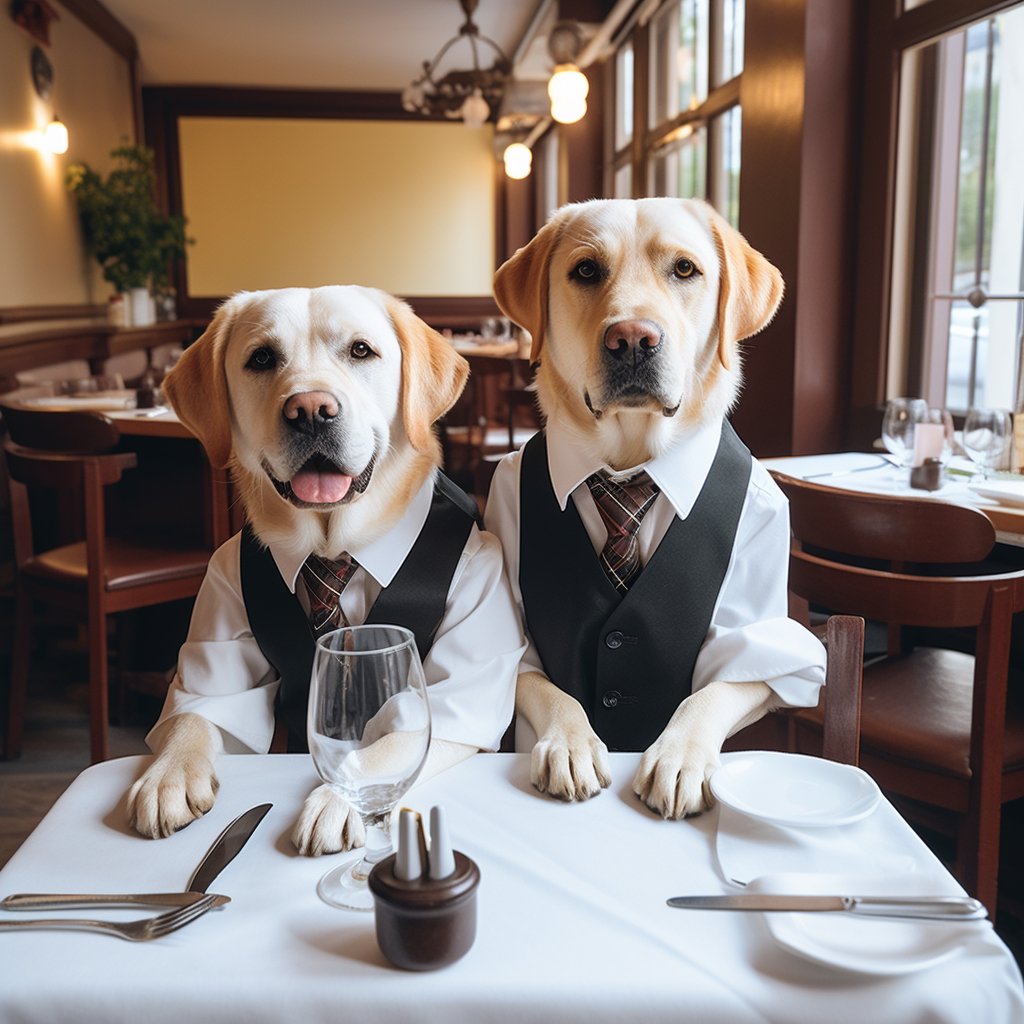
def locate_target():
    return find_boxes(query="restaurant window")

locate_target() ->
[608,0,743,227]
[888,3,1024,414]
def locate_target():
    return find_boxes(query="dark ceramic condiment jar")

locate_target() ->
[368,850,481,970]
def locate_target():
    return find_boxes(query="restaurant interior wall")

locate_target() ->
[177,116,497,299]
[0,2,136,308]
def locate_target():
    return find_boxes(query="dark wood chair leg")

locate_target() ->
[88,605,110,764]
[4,583,32,760]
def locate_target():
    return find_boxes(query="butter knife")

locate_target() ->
[2,892,230,911]
[666,894,987,921]
[188,803,272,893]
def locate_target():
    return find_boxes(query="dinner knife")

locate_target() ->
[666,894,988,921]
[187,803,273,893]
[2,892,230,911]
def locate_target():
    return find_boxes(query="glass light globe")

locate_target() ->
[503,142,532,180]
[548,64,589,124]
[460,89,490,128]
[44,118,69,154]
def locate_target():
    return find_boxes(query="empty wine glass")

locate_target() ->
[308,624,431,911]
[881,398,928,468]
[963,408,1012,479]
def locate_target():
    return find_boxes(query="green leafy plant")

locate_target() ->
[66,144,190,293]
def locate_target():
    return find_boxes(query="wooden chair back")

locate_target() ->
[1,403,122,455]
[816,615,864,766]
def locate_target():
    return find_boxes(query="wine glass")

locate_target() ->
[881,398,928,468]
[963,408,1012,479]
[308,624,431,911]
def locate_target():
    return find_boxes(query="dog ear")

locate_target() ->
[493,212,566,364]
[162,297,239,469]
[384,295,469,454]
[708,209,784,371]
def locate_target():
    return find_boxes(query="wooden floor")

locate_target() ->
[2,648,1023,971]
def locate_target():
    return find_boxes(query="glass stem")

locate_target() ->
[351,812,393,883]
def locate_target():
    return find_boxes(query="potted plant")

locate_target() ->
[66,144,190,326]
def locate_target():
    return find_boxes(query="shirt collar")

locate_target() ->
[267,473,435,592]
[545,414,723,521]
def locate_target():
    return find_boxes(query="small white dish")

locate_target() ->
[749,873,984,976]
[710,751,880,829]
[23,393,135,412]
[969,479,1024,509]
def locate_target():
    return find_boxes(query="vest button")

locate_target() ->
[605,630,624,649]
[602,690,621,708]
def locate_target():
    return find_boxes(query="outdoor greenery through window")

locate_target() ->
[609,0,743,226]
[890,3,1024,414]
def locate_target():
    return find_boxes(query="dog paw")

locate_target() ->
[632,741,718,820]
[531,730,612,801]
[128,755,220,839]
[292,784,365,856]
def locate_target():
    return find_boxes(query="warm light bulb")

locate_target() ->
[44,117,68,154]
[548,64,589,124]
[503,142,532,180]
[460,89,490,128]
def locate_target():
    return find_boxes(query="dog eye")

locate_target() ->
[350,340,375,360]
[570,259,601,284]
[245,347,277,371]
[674,258,699,280]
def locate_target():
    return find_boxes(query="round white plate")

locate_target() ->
[969,480,1024,509]
[22,393,135,412]
[750,874,983,976]
[710,751,880,829]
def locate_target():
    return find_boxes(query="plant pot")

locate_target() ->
[128,287,156,327]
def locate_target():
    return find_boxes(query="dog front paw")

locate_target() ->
[632,741,718,820]
[531,729,612,802]
[292,784,365,856]
[128,755,220,839]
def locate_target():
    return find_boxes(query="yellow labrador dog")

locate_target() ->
[127,286,521,854]
[485,198,824,818]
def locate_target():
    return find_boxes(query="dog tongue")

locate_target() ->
[290,466,352,504]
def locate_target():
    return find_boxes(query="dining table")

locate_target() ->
[763,452,1024,546]
[0,752,1021,1023]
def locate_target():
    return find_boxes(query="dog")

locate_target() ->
[127,286,523,854]
[484,198,825,818]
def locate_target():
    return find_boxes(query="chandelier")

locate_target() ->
[401,0,512,128]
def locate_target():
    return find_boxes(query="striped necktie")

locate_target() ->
[299,552,359,634]
[585,470,660,592]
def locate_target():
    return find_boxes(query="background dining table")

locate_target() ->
[0,752,1020,1023]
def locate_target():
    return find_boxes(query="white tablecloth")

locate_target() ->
[0,753,1021,1023]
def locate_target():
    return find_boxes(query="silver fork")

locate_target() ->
[0,892,219,941]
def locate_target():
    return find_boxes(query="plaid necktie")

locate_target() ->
[299,552,359,634]
[585,470,660,592]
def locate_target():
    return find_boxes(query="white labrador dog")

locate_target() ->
[127,286,490,854]
[489,197,816,819]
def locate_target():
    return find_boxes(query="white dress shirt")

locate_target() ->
[150,474,526,754]
[484,415,825,720]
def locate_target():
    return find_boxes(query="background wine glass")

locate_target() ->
[881,397,928,468]
[963,408,1012,479]
[308,624,431,911]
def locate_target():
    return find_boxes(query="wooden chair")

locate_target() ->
[1,403,213,763]
[772,472,1024,913]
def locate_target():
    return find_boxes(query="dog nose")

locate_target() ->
[603,320,664,362]
[283,391,339,434]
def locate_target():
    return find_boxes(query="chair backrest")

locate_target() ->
[0,403,121,455]
[818,615,864,766]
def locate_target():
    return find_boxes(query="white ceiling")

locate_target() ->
[98,0,551,91]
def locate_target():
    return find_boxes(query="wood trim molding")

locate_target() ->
[58,0,138,60]
[0,304,106,325]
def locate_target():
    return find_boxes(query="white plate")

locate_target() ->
[750,873,984,976]
[970,479,1024,509]
[22,393,136,412]
[710,751,880,828]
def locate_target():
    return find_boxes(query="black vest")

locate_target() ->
[519,422,751,751]
[239,474,478,752]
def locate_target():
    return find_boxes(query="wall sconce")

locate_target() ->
[44,115,68,153]
[503,142,532,180]
[547,21,589,125]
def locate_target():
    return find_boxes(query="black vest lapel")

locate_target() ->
[240,473,477,752]
[519,422,751,751]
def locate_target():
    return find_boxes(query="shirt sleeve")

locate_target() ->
[146,534,281,755]
[691,462,826,708]
[420,524,526,751]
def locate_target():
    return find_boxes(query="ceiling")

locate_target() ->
[99,0,552,91]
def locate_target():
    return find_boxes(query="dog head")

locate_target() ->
[163,286,468,553]
[494,198,783,466]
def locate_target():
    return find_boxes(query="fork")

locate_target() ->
[0,892,219,941]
